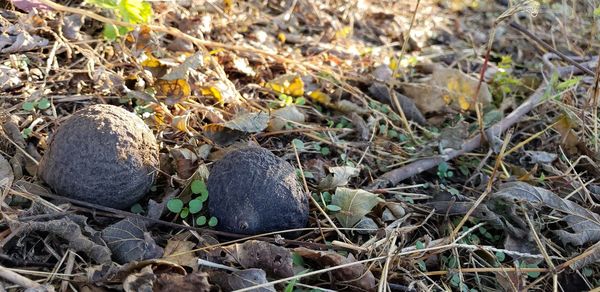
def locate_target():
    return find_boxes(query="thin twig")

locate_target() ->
[11,188,332,250]
[509,22,595,76]
[292,143,349,243]
[0,265,43,290]
[388,0,420,141]
[521,204,557,292]
[370,84,548,187]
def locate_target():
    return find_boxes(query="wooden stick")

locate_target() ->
[370,84,547,187]
[509,22,595,76]
[0,265,42,290]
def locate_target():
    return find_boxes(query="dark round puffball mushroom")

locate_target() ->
[207,146,309,235]
[38,104,159,209]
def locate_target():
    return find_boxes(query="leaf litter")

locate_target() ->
[0,0,599,291]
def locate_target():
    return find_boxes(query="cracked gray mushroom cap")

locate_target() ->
[38,104,159,209]
[207,146,309,235]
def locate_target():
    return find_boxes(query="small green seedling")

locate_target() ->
[495,251,505,263]
[167,179,215,226]
[22,98,51,112]
[180,207,189,219]
[167,179,218,227]
[417,259,426,272]
[437,162,454,180]
[415,240,425,250]
[21,128,32,139]
[188,199,203,214]
[195,216,218,227]
[292,138,304,150]
[492,55,521,98]
[167,198,184,213]
[326,204,341,212]
[196,216,207,226]
[208,216,218,227]
[191,179,209,202]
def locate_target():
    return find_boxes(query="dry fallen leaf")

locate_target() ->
[318,166,361,190]
[568,242,600,270]
[553,115,579,153]
[335,100,369,115]
[294,247,377,291]
[205,240,293,278]
[170,147,198,179]
[0,154,14,189]
[210,269,276,292]
[228,269,275,291]
[0,65,22,90]
[268,105,305,131]
[0,32,49,53]
[155,79,191,101]
[162,240,198,270]
[203,112,269,146]
[266,74,305,97]
[154,272,212,292]
[10,0,51,11]
[61,14,84,40]
[101,217,164,264]
[401,65,492,114]
[520,150,558,165]
[201,80,238,104]
[369,83,427,125]
[332,187,383,228]
[489,182,600,246]
[349,112,369,140]
[123,265,155,292]
[161,52,204,81]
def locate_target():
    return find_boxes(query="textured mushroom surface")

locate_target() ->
[38,104,159,209]
[207,146,309,235]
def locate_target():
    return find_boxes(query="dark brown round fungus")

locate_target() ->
[207,146,309,235]
[38,104,159,209]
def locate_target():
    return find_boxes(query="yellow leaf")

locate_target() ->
[223,0,234,14]
[308,90,332,106]
[445,76,475,110]
[155,79,191,98]
[148,104,168,128]
[389,57,399,72]
[287,77,305,96]
[553,115,579,150]
[201,86,224,104]
[458,95,470,111]
[266,74,305,97]
[442,95,452,105]
[277,33,286,43]
[153,112,166,126]
[335,26,352,39]
[209,48,225,55]
[140,52,161,68]
[201,81,237,105]
[171,115,189,132]
[450,0,478,11]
